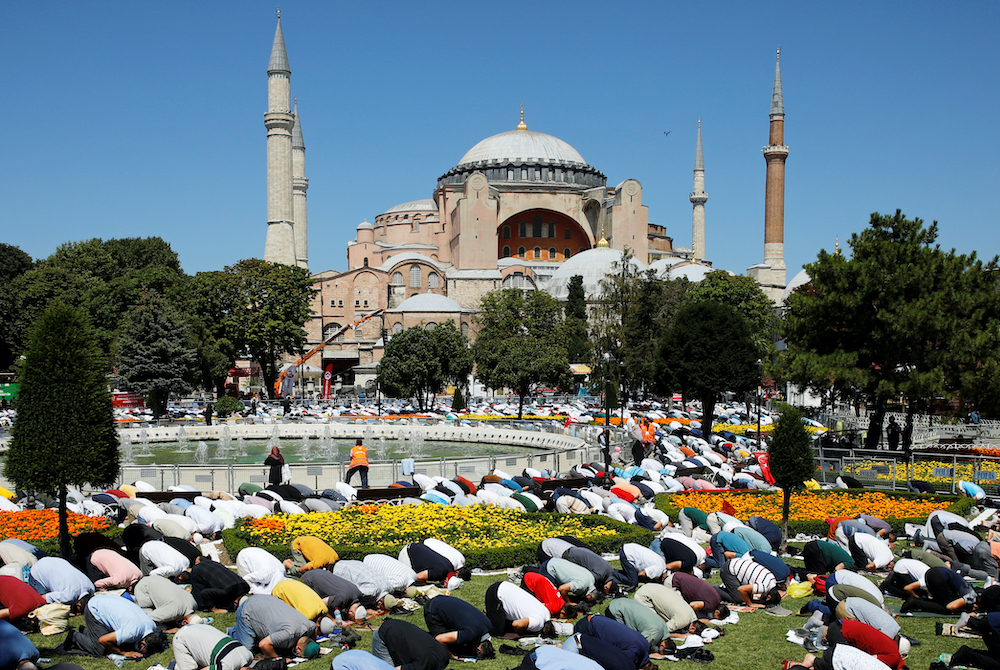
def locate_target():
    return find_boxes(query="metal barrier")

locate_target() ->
[835,447,1000,496]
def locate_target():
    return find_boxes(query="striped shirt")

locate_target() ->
[728,557,776,595]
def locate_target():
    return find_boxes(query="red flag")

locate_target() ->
[721,499,737,516]
[753,451,776,485]
[322,364,333,399]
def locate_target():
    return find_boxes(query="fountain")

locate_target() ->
[410,429,425,459]
[137,429,152,457]
[195,441,208,464]
[235,435,247,458]
[362,426,375,451]
[299,435,312,462]
[376,435,388,461]
[120,433,134,464]
[175,426,190,452]
[321,425,334,460]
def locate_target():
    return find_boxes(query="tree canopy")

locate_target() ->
[687,270,777,356]
[4,303,119,557]
[379,321,472,410]
[782,210,1000,445]
[656,300,760,434]
[563,275,591,365]
[474,289,572,418]
[214,259,317,399]
[116,289,199,418]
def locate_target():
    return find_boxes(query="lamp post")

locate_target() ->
[602,352,616,475]
[756,359,763,447]
[619,360,627,428]
[375,361,382,421]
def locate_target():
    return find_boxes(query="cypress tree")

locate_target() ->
[768,403,817,549]
[5,302,119,557]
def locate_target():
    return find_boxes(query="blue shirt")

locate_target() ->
[30,556,95,604]
[588,614,650,669]
[533,646,603,670]
[333,650,395,670]
[715,531,751,556]
[0,619,40,668]
[88,595,156,644]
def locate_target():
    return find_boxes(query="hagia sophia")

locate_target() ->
[260,14,789,389]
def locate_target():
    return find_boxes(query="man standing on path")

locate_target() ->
[346,439,370,489]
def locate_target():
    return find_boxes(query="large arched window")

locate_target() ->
[392,271,403,285]
[461,322,469,338]
[409,264,421,288]
[323,323,344,343]
[424,322,437,330]
[428,272,439,289]
[392,322,403,335]
[502,226,511,239]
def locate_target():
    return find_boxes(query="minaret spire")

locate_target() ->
[689,119,708,263]
[770,47,784,118]
[264,12,297,267]
[291,98,309,269]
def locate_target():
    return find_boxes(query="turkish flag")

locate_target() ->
[722,500,737,516]
[754,451,777,485]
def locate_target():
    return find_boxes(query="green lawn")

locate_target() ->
[24,542,983,670]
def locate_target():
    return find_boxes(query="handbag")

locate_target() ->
[280,463,292,485]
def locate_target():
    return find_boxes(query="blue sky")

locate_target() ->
[3,1,998,282]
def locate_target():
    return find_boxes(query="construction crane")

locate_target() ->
[273,308,386,398]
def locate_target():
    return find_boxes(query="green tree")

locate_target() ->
[4,303,120,558]
[474,289,572,418]
[380,327,443,410]
[169,271,239,397]
[563,275,590,364]
[215,259,317,399]
[0,244,35,370]
[434,321,474,392]
[688,271,777,355]
[767,403,816,548]
[656,301,759,435]
[782,210,1000,448]
[116,290,199,419]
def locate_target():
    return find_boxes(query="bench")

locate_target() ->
[139,491,202,503]
[355,486,422,502]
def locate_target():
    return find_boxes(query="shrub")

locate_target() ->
[214,396,245,418]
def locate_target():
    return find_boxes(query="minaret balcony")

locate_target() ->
[762,145,789,157]
[689,192,708,204]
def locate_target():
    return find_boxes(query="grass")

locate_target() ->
[23,538,984,670]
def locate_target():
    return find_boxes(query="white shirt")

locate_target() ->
[497,581,549,633]
[137,505,167,525]
[236,547,287,595]
[140,540,191,578]
[163,513,199,536]
[892,559,931,588]
[424,538,464,569]
[622,542,667,580]
[851,533,894,569]
[658,532,707,566]
[185,505,224,535]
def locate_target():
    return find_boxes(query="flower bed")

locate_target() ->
[654,489,971,536]
[0,509,110,543]
[843,458,999,486]
[227,504,654,570]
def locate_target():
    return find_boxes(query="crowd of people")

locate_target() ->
[1,410,999,670]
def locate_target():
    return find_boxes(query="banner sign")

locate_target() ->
[323,364,333,398]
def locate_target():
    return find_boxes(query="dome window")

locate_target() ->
[548,222,556,238]
[565,226,572,239]
[517,246,525,257]
[549,247,557,259]
[502,226,511,239]
[533,246,541,259]
[564,248,571,259]
[519,221,527,237]
[502,246,511,258]
[409,264,422,288]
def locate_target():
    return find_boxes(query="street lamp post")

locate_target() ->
[619,360,627,428]
[375,361,382,421]
[756,359,763,448]
[602,352,616,475]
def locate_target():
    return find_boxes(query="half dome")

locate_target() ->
[388,293,467,313]
[546,247,647,300]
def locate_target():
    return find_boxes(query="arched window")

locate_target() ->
[502,246,511,258]
[461,322,469,338]
[411,220,419,232]
[517,246,525,257]
[428,272,439,289]
[392,322,403,335]
[564,248,571,259]
[507,169,514,180]
[502,226,511,239]
[392,271,403,285]
[363,257,369,267]
[533,246,541,259]
[549,247,557,259]
[519,221,527,237]
[409,264,421,288]
[564,226,572,239]
[323,323,344,343]
[424,322,437,330]
[532,216,542,238]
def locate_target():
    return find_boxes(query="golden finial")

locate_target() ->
[597,226,609,248]
[516,104,528,131]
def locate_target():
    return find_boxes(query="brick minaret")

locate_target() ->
[263,11,297,266]
[291,99,309,269]
[749,48,788,303]
[689,119,708,262]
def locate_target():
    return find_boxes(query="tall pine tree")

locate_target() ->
[767,404,816,548]
[5,303,120,557]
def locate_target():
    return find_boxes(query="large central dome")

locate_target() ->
[457,129,587,167]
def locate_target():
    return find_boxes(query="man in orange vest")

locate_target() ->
[346,439,370,489]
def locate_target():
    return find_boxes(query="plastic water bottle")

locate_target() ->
[333,608,343,635]
[107,654,126,668]
[22,565,30,582]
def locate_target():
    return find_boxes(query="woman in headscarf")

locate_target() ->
[264,445,285,486]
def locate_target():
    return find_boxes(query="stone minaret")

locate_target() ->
[689,119,708,262]
[291,99,309,269]
[750,48,789,303]
[263,11,297,266]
